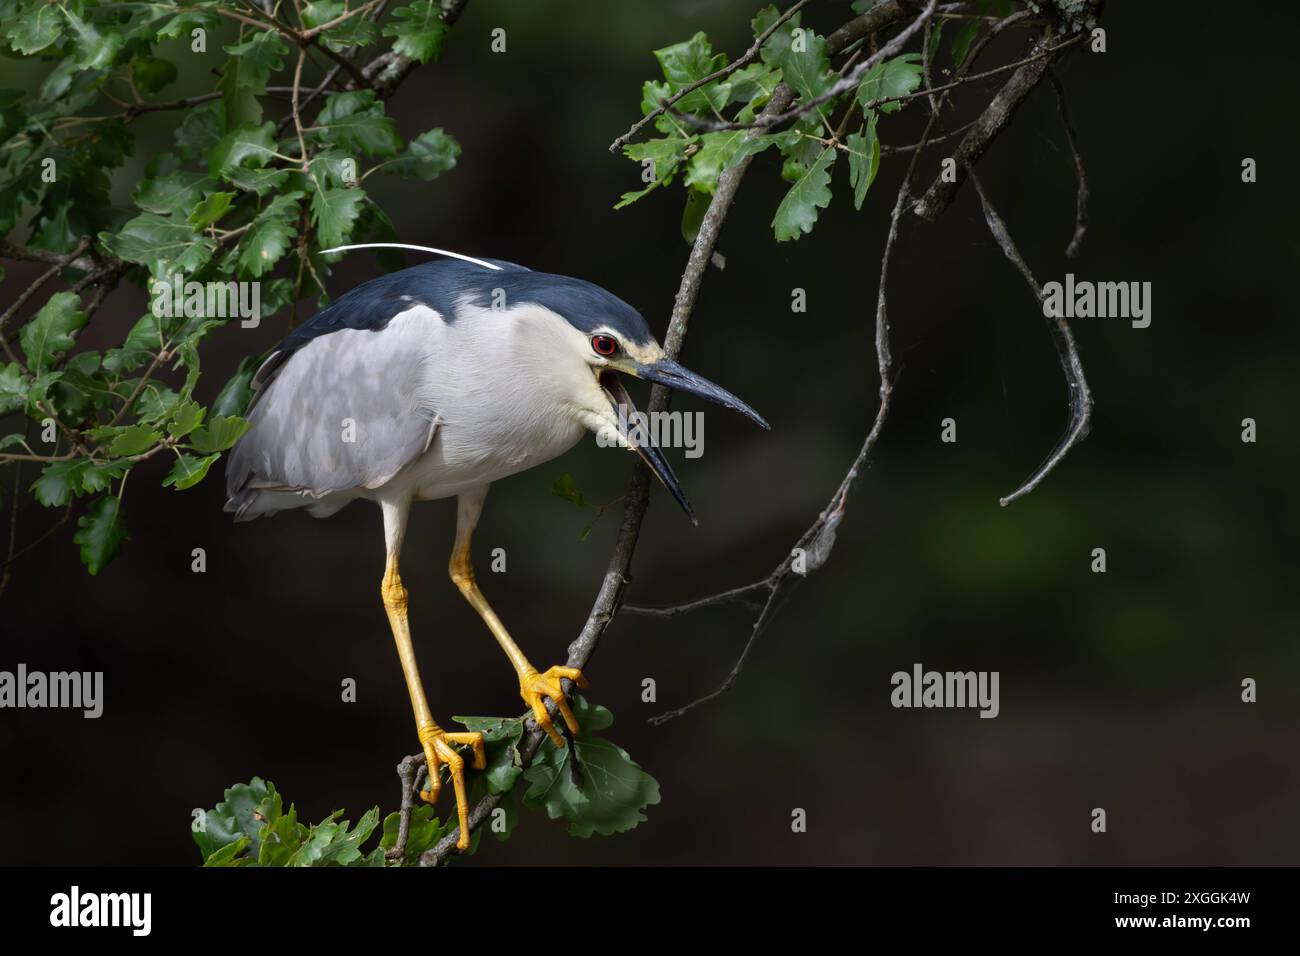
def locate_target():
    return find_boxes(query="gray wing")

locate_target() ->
[225,311,439,518]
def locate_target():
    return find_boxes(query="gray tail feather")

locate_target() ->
[225,486,350,521]
[223,488,264,522]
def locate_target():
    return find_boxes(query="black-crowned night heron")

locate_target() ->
[225,246,767,847]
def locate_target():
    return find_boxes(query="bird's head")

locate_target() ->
[468,266,769,523]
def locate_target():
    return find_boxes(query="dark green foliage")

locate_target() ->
[195,698,660,865]
[617,3,932,241]
[0,0,462,574]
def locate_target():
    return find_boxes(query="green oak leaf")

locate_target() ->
[386,128,459,180]
[384,2,448,64]
[208,123,278,176]
[521,697,660,838]
[304,1,379,51]
[6,3,62,54]
[63,6,124,71]
[163,452,220,490]
[188,191,235,229]
[772,146,835,241]
[175,102,225,162]
[222,30,289,93]
[100,214,214,275]
[683,130,748,195]
[238,193,302,278]
[81,461,129,495]
[454,714,525,794]
[314,91,401,157]
[617,137,689,208]
[856,53,923,113]
[20,292,86,373]
[777,29,833,119]
[287,807,380,866]
[845,115,880,211]
[190,414,251,453]
[108,424,161,458]
[681,186,708,244]
[212,356,260,418]
[202,837,253,867]
[951,20,979,68]
[379,805,448,864]
[725,132,784,170]
[73,495,127,575]
[31,459,90,508]
[133,384,182,424]
[0,363,20,416]
[311,187,365,249]
[157,10,220,41]
[653,32,730,114]
[132,56,178,95]
[168,400,206,439]
[222,166,290,195]
[194,778,275,861]
[133,171,215,216]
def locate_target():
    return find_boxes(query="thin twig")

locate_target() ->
[623,581,768,618]
[1048,68,1089,259]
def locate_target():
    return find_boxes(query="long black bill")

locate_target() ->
[603,374,697,525]
[634,358,770,430]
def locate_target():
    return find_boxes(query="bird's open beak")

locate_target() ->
[632,358,770,431]
[600,373,697,524]
[597,359,767,525]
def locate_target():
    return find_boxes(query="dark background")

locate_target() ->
[2,1,1297,865]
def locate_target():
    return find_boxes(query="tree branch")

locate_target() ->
[911,28,1074,221]
[967,174,1092,506]
[1048,67,1089,259]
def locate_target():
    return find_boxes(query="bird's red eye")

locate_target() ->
[591,334,618,357]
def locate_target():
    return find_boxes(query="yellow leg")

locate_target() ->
[448,523,587,748]
[381,554,485,850]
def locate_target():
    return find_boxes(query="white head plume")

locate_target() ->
[316,243,504,271]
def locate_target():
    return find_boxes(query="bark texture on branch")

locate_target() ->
[911,34,1055,222]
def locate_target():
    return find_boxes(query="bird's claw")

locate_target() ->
[520,665,588,747]
[416,725,486,850]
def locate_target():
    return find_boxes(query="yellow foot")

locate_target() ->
[416,724,486,850]
[520,665,588,747]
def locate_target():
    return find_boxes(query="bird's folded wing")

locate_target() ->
[226,311,440,502]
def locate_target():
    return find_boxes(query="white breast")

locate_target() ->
[393,299,594,502]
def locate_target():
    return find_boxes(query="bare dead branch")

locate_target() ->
[1048,68,1089,259]
[912,29,1073,221]
[966,174,1092,506]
